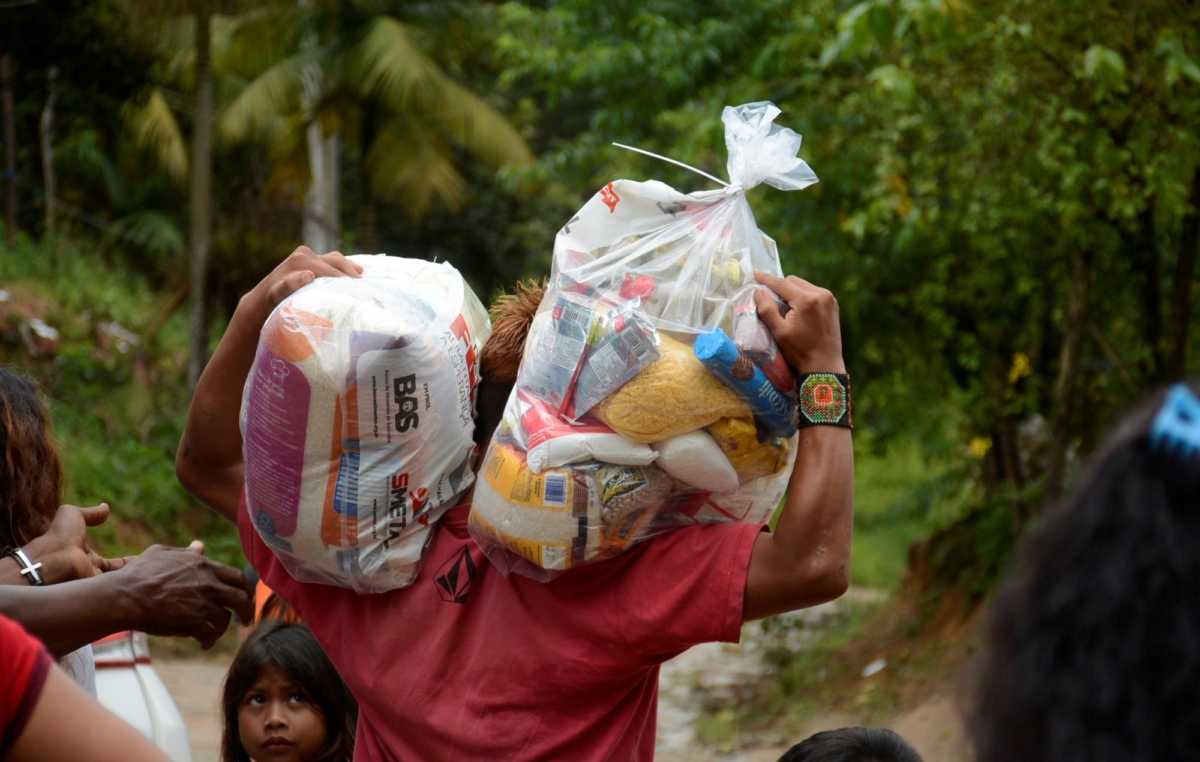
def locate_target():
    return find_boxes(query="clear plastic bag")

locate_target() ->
[469,102,817,579]
[241,255,490,593]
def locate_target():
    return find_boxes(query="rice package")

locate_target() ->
[470,102,814,578]
[241,255,490,593]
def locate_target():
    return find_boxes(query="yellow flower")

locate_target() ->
[968,436,992,460]
[1007,352,1032,384]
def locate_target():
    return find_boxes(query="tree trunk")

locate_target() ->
[1169,170,1200,380]
[40,67,57,237]
[187,1,213,389]
[323,129,340,250]
[1044,252,1092,511]
[300,15,339,254]
[1134,204,1163,380]
[1,55,16,248]
[359,100,379,252]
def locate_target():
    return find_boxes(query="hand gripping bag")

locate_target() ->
[469,102,817,579]
[241,255,490,593]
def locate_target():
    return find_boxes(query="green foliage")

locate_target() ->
[4,0,1199,597]
[0,238,243,566]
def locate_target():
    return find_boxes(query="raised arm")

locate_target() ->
[0,543,254,656]
[743,273,854,622]
[175,247,360,522]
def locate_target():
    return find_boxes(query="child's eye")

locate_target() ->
[245,694,266,706]
[289,693,307,704]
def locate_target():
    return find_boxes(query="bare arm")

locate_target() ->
[0,544,254,656]
[9,663,171,762]
[0,505,126,587]
[743,273,855,622]
[176,247,361,522]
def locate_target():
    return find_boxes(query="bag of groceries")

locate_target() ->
[469,102,818,579]
[241,255,490,593]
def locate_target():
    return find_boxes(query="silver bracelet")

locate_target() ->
[3,547,45,586]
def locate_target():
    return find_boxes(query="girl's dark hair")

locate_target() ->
[0,366,62,548]
[778,727,924,762]
[221,622,357,762]
[970,383,1200,762]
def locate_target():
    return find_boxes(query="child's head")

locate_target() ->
[0,365,62,548]
[778,727,924,762]
[222,621,356,762]
[970,382,1200,762]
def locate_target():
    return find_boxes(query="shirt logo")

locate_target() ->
[434,546,476,604]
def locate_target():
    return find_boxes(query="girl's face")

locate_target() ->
[238,664,328,762]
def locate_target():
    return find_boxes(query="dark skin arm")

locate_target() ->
[176,247,361,522]
[0,542,255,656]
[742,273,855,622]
[0,504,126,586]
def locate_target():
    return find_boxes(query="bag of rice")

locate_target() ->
[470,102,816,578]
[241,255,490,593]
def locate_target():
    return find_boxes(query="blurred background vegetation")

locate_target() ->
[0,0,1197,616]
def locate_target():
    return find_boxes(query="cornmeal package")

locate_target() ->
[470,102,817,580]
[241,255,490,593]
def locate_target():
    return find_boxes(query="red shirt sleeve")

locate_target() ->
[0,613,53,756]
[615,521,765,659]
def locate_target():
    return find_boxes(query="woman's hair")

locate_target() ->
[221,621,357,762]
[0,366,62,548]
[778,727,924,762]
[970,382,1200,762]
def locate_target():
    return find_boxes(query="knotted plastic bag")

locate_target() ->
[469,102,816,579]
[241,255,490,593]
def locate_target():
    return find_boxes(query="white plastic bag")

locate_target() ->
[241,255,490,593]
[469,103,816,578]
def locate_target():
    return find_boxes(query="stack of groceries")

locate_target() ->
[240,101,818,591]
[469,101,818,579]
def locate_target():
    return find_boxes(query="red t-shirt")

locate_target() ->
[240,497,762,761]
[0,613,52,756]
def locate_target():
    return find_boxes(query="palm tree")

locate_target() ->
[217,2,532,248]
[116,0,242,387]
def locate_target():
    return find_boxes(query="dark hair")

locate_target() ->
[221,622,357,762]
[779,727,924,762]
[0,366,62,548]
[970,383,1200,762]
[474,279,545,448]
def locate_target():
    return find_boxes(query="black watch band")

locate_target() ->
[796,372,853,429]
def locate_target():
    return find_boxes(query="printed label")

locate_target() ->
[481,445,574,513]
[244,346,311,542]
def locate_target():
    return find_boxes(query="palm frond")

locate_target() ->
[110,210,187,259]
[218,7,305,79]
[124,88,189,184]
[217,51,312,144]
[367,118,467,219]
[432,80,533,168]
[345,16,445,111]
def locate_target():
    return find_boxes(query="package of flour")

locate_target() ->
[240,255,490,593]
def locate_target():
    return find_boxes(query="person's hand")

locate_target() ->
[112,542,255,650]
[20,504,126,585]
[243,246,363,320]
[753,272,846,374]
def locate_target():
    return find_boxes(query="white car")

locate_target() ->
[93,631,193,762]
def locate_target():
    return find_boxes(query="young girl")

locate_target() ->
[221,621,357,762]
